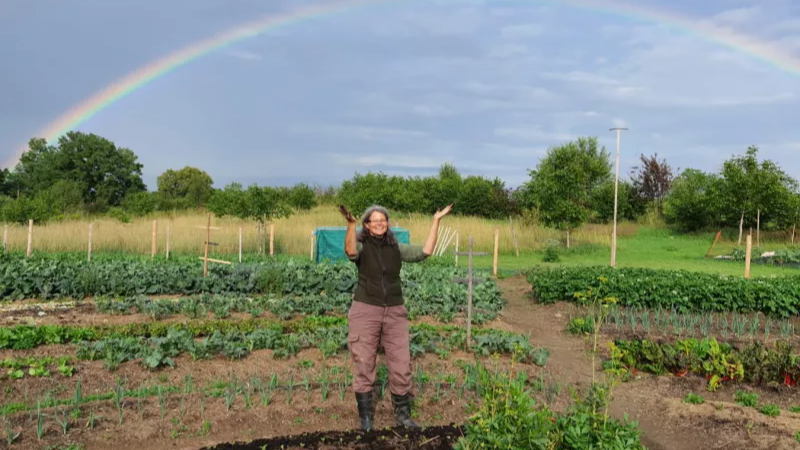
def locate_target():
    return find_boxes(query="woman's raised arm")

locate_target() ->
[422,204,453,255]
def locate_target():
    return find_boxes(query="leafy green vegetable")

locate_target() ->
[527,266,800,317]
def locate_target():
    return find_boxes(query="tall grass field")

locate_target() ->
[1,207,632,256]
[1,206,797,277]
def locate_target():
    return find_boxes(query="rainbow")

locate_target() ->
[8,0,800,167]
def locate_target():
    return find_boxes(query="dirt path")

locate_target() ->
[493,275,789,450]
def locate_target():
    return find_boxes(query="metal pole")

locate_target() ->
[609,127,627,268]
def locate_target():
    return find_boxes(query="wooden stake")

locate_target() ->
[454,238,487,351]
[238,226,243,263]
[269,224,274,256]
[493,228,499,276]
[88,223,93,261]
[705,230,722,258]
[257,221,263,255]
[509,217,519,258]
[792,223,796,245]
[441,228,457,256]
[197,256,231,265]
[151,220,157,258]
[467,236,473,349]
[310,230,315,261]
[26,219,32,257]
[455,233,459,267]
[745,234,752,279]
[3,224,7,253]
[203,214,211,277]
[166,223,171,260]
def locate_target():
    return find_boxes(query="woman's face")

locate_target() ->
[365,211,388,236]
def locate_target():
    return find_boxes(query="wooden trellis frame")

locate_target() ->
[196,214,231,277]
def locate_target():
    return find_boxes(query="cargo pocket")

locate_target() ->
[347,333,360,362]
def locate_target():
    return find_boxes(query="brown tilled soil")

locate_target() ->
[3,276,800,450]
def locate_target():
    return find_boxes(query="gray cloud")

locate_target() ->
[1,0,798,186]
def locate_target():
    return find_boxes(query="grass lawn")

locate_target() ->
[469,227,798,278]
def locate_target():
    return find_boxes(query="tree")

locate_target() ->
[433,163,462,215]
[0,168,13,196]
[207,183,248,218]
[157,166,214,208]
[590,180,643,223]
[457,176,496,218]
[280,183,317,211]
[122,191,157,216]
[10,132,146,210]
[9,137,61,195]
[721,146,796,244]
[629,153,675,212]
[663,169,723,232]
[208,183,292,223]
[337,172,397,216]
[521,137,611,247]
[38,180,85,216]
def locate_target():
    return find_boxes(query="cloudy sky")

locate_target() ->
[1,0,799,190]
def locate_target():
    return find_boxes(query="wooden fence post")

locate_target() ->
[166,223,171,260]
[257,221,263,255]
[455,232,459,267]
[270,224,274,256]
[509,217,519,258]
[745,234,752,279]
[453,236,488,350]
[493,228,499,276]
[310,230,315,261]
[203,214,211,277]
[238,226,243,263]
[26,219,33,257]
[151,220,157,258]
[88,223,93,261]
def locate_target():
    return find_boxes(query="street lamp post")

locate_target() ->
[609,127,628,268]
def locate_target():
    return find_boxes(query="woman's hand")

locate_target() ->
[433,204,453,221]
[339,205,356,223]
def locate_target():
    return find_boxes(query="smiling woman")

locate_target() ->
[338,203,452,431]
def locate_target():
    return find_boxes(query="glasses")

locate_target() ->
[368,219,388,224]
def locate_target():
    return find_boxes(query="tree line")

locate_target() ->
[2,131,798,244]
[0,132,318,225]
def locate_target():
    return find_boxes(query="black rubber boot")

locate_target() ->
[356,392,374,431]
[391,393,419,428]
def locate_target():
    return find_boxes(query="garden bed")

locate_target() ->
[201,424,464,450]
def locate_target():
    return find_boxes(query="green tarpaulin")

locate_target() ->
[313,226,411,263]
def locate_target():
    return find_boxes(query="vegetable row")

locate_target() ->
[95,290,499,325]
[527,266,800,317]
[0,317,549,372]
[606,337,800,390]
[0,255,504,322]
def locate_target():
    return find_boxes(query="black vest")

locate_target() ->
[353,236,404,306]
